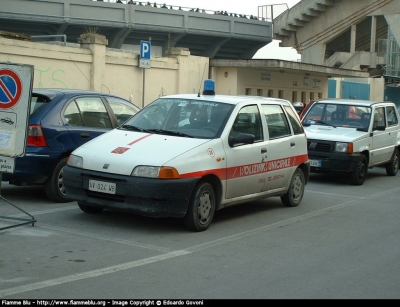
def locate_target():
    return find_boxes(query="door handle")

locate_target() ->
[290,142,295,147]
[261,148,267,154]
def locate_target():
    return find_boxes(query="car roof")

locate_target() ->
[32,88,121,97]
[160,93,293,106]
[32,88,128,99]
[315,98,393,107]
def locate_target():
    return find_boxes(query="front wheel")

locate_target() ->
[281,168,305,207]
[386,149,399,176]
[350,155,368,185]
[44,157,72,203]
[183,182,215,232]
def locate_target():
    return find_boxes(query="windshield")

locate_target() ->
[121,98,234,138]
[302,102,372,130]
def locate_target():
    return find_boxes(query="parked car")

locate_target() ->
[292,101,304,115]
[1,88,140,202]
[64,80,310,231]
[299,100,316,119]
[301,98,400,185]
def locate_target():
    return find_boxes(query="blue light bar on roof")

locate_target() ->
[202,79,215,95]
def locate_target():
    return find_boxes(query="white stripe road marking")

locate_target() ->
[39,224,174,253]
[0,251,191,297]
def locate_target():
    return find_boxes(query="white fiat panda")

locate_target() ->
[64,80,310,231]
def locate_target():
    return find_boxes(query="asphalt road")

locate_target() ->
[1,166,400,299]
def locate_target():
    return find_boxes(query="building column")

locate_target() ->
[78,33,108,91]
[167,47,191,94]
[350,24,356,53]
[370,16,377,53]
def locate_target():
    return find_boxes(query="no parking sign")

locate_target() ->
[0,62,34,173]
[0,69,23,109]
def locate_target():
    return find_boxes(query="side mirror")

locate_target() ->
[228,133,255,147]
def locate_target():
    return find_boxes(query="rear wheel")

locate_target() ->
[183,182,215,232]
[350,155,368,185]
[386,149,399,176]
[78,203,104,214]
[281,168,305,207]
[44,157,72,203]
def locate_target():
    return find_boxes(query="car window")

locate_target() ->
[30,94,51,117]
[106,97,139,126]
[64,101,83,126]
[261,104,291,139]
[125,98,234,139]
[76,97,112,128]
[283,105,303,135]
[304,103,372,129]
[373,107,385,130]
[230,105,263,143]
[386,106,398,127]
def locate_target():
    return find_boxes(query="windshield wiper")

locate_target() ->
[314,120,336,128]
[120,125,152,133]
[147,129,193,138]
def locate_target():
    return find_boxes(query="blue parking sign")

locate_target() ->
[140,41,151,60]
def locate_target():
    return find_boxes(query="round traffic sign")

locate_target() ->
[0,69,23,109]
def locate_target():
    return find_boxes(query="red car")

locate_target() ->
[299,100,316,119]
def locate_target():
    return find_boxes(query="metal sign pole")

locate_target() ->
[142,68,145,108]
[139,39,151,109]
[0,172,36,231]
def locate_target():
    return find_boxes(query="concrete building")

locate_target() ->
[272,0,400,104]
[0,0,389,106]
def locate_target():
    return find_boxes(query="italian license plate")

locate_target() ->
[310,159,322,167]
[89,179,116,194]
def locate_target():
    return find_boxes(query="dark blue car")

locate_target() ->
[2,88,140,202]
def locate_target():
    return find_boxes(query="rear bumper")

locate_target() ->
[1,152,60,184]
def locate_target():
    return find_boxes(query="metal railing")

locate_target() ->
[31,34,67,46]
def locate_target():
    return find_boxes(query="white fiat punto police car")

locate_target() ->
[63,80,310,231]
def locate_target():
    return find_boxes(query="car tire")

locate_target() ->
[183,181,215,232]
[350,155,368,185]
[78,203,104,214]
[44,157,72,203]
[386,149,399,176]
[281,168,305,207]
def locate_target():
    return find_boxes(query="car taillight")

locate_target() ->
[27,125,47,147]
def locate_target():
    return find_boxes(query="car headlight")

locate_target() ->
[131,166,180,179]
[132,166,160,178]
[67,154,83,168]
[335,142,353,153]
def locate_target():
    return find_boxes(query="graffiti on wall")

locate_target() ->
[34,67,68,88]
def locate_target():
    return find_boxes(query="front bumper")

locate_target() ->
[308,150,362,172]
[63,166,199,218]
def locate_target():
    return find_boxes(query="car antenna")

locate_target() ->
[69,56,96,91]
[198,63,207,97]
[102,84,110,94]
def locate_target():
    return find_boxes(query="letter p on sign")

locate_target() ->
[140,41,151,60]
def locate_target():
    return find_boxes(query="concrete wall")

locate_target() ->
[213,67,327,102]
[0,34,208,108]
[0,33,328,106]
[1,32,383,105]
